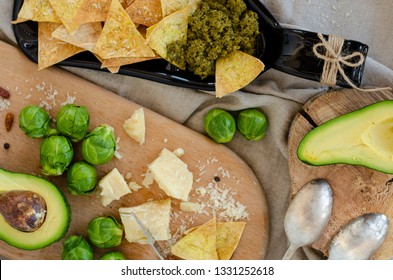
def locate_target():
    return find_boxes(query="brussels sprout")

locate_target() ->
[56,104,90,142]
[87,216,123,248]
[204,108,236,143]
[40,135,74,176]
[19,105,51,138]
[82,125,116,165]
[67,161,97,195]
[237,108,268,141]
[99,251,127,260]
[62,235,93,260]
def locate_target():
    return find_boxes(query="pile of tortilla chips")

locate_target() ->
[13,0,264,97]
[171,217,246,260]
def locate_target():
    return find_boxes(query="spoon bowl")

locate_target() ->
[282,178,333,260]
[328,213,389,260]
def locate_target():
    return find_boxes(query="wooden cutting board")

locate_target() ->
[0,41,269,260]
[288,88,393,260]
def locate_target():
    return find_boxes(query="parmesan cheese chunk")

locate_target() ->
[119,199,171,244]
[123,107,145,145]
[98,168,131,206]
[148,148,193,201]
[180,201,201,213]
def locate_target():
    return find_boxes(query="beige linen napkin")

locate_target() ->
[1,0,392,260]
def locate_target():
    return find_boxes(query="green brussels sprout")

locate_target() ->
[56,104,90,142]
[19,105,51,138]
[40,135,74,176]
[87,216,123,249]
[99,251,127,260]
[82,125,116,165]
[204,108,236,143]
[237,108,268,141]
[62,235,93,260]
[67,161,97,195]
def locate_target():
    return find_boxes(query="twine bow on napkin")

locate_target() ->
[312,33,391,91]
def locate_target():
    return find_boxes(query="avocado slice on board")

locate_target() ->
[0,169,70,250]
[297,100,393,174]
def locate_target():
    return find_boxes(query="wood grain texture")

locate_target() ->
[288,88,393,260]
[0,41,269,260]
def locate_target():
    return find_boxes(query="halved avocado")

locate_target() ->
[0,169,70,250]
[297,100,393,174]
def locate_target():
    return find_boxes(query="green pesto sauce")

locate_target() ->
[167,0,259,79]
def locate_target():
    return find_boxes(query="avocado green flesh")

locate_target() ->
[297,100,393,174]
[0,169,70,250]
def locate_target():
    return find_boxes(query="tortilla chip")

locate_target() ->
[38,22,84,70]
[94,0,155,59]
[146,5,190,69]
[161,0,201,17]
[216,222,245,260]
[119,199,171,244]
[171,217,218,260]
[73,0,112,25]
[13,0,61,23]
[126,0,162,27]
[215,50,265,98]
[49,0,84,35]
[52,22,102,52]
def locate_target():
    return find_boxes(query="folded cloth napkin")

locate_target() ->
[1,0,392,259]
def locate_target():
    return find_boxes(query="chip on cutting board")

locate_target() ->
[171,217,218,260]
[38,22,84,70]
[216,221,246,260]
[148,148,193,201]
[215,50,265,98]
[13,0,61,23]
[93,0,155,59]
[119,199,171,243]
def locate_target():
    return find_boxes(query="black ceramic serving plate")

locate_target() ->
[12,0,369,91]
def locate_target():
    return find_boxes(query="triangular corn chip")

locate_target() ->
[161,0,201,17]
[171,217,218,260]
[146,5,190,69]
[38,22,84,70]
[216,222,246,260]
[12,0,61,23]
[49,0,84,35]
[126,0,162,27]
[94,0,155,59]
[215,50,264,98]
[73,0,112,25]
[52,22,102,52]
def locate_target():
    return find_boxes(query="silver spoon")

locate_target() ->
[328,213,389,260]
[282,179,333,260]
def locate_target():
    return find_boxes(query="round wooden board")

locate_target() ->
[0,42,269,260]
[288,88,393,260]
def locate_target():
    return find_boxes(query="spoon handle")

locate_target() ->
[282,243,299,260]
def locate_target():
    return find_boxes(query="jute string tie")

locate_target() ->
[312,33,391,91]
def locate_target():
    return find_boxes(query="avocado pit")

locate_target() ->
[0,190,47,232]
